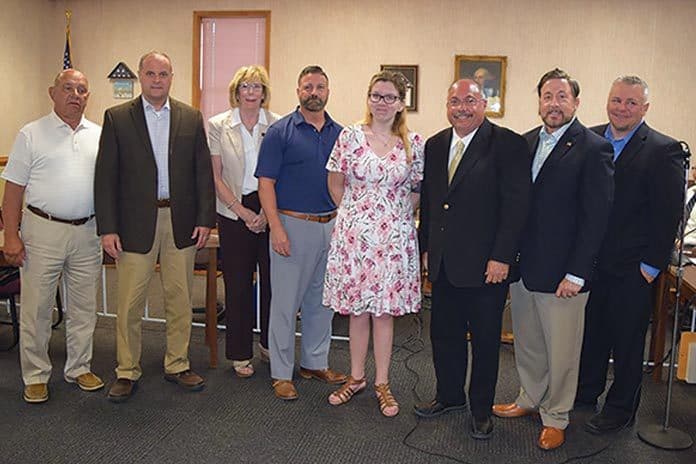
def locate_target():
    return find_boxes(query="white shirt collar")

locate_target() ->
[450,126,479,150]
[229,107,267,128]
[50,110,86,130]
[142,96,171,112]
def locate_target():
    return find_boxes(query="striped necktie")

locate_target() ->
[448,140,466,184]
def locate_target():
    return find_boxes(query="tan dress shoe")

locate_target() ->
[66,372,105,391]
[492,402,536,418]
[299,367,347,384]
[538,426,565,450]
[23,383,48,403]
[272,379,298,400]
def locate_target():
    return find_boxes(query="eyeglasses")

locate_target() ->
[447,96,484,108]
[368,93,401,104]
[240,82,264,92]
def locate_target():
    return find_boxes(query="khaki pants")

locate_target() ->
[19,210,101,385]
[114,208,196,380]
[510,280,588,429]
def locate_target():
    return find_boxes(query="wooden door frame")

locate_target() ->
[192,10,271,110]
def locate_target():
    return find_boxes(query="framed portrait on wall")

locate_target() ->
[380,64,418,112]
[454,55,507,117]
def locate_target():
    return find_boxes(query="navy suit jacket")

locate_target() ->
[419,119,531,288]
[518,119,614,293]
[591,122,684,276]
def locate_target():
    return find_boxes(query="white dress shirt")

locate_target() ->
[142,96,171,200]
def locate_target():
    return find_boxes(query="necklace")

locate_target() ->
[370,129,393,147]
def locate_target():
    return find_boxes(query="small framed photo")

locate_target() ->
[454,55,507,117]
[112,80,134,99]
[380,64,418,112]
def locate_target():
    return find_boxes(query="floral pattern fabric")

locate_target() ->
[323,124,424,316]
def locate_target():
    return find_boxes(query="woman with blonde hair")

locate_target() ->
[323,71,424,416]
[208,65,279,378]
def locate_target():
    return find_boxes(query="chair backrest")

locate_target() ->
[0,267,20,297]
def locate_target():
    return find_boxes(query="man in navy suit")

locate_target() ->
[576,76,684,433]
[416,79,530,439]
[492,69,614,450]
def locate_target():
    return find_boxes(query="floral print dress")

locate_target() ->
[323,124,424,316]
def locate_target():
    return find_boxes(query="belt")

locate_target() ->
[157,199,171,208]
[278,209,337,223]
[27,205,94,226]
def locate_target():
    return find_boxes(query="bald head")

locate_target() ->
[446,79,487,137]
[49,69,90,129]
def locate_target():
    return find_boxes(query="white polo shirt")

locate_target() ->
[2,111,101,219]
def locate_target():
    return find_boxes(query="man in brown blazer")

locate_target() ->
[94,51,215,402]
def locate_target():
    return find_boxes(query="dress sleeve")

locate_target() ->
[326,126,354,174]
[409,132,425,192]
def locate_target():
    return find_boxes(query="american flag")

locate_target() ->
[63,10,72,69]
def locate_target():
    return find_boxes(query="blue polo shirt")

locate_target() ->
[255,107,341,213]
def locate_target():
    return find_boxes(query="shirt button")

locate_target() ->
[443,203,449,210]
[440,227,445,232]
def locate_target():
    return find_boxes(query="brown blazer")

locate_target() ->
[94,96,215,253]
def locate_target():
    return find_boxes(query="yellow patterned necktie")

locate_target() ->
[448,140,466,184]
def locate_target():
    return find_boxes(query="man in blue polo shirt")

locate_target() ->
[256,65,347,400]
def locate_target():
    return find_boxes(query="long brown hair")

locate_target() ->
[363,71,412,162]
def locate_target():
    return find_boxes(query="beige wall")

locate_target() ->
[2,0,695,157]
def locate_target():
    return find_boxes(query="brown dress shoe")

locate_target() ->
[107,378,137,403]
[538,426,565,450]
[492,402,536,418]
[272,379,298,400]
[164,370,205,391]
[299,367,347,384]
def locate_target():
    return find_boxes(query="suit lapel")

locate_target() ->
[168,99,181,157]
[614,123,649,170]
[535,119,582,184]
[224,113,244,159]
[130,98,155,158]
[448,120,491,192]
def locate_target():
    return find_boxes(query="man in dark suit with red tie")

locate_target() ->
[576,76,684,433]
[416,79,530,439]
[493,69,614,450]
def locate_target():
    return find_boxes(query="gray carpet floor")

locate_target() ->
[0,309,695,464]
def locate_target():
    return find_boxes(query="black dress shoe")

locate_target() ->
[585,409,633,434]
[414,399,467,418]
[470,416,493,440]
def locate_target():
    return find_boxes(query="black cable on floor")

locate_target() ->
[393,299,631,464]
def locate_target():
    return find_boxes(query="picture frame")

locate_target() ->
[380,64,418,112]
[454,55,507,117]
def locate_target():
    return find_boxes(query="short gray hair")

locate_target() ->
[613,75,649,101]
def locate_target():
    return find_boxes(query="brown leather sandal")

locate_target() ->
[375,383,399,417]
[328,376,367,406]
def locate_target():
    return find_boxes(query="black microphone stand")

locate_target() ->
[638,141,694,450]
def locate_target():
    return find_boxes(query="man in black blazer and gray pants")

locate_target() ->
[493,69,614,450]
[416,79,530,439]
[576,76,684,433]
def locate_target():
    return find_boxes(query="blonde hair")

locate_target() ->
[228,65,271,109]
[363,71,412,162]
